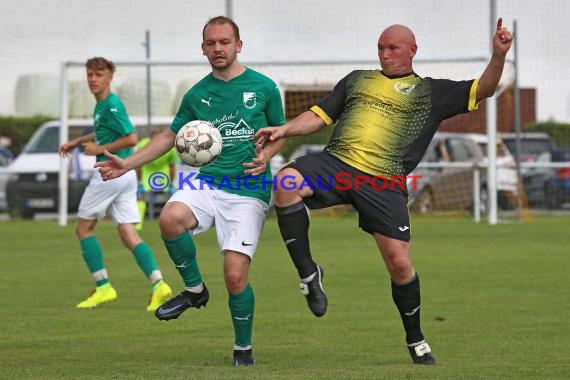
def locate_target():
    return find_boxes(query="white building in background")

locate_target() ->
[0,0,569,122]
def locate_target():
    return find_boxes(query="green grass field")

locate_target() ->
[0,213,568,379]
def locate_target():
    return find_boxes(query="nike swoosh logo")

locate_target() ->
[398,226,410,232]
[175,261,187,268]
[285,238,296,245]
[233,313,251,321]
[241,241,254,246]
[404,306,420,316]
[158,303,184,314]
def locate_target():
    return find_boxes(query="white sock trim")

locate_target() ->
[186,283,204,293]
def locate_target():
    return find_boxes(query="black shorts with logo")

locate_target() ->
[284,152,411,241]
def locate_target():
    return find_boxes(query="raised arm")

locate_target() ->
[476,17,513,102]
[96,128,176,180]
[252,110,327,143]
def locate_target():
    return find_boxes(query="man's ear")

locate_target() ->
[410,44,417,59]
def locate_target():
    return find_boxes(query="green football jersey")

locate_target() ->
[171,68,285,203]
[93,92,136,162]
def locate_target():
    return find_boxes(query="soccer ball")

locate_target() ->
[175,120,222,167]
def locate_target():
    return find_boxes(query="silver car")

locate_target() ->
[408,132,518,213]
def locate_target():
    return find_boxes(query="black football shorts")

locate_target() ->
[283,152,411,241]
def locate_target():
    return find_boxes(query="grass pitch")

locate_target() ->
[0,213,568,379]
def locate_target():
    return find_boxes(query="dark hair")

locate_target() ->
[85,57,116,73]
[202,16,240,41]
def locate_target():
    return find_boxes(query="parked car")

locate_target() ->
[546,148,570,207]
[408,132,518,213]
[468,133,519,198]
[500,132,570,208]
[6,117,172,219]
[0,146,15,211]
[521,148,570,209]
[500,132,557,174]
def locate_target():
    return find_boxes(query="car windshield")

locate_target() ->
[25,126,59,153]
[25,126,93,153]
[504,139,552,160]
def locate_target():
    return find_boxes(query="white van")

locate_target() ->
[7,117,173,219]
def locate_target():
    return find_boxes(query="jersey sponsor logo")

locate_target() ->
[243,92,256,109]
[209,110,239,126]
[394,82,416,95]
[218,119,255,146]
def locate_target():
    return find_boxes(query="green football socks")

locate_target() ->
[229,284,255,348]
[80,236,108,286]
[163,231,203,287]
[132,242,160,278]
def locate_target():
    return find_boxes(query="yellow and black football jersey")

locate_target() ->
[311,70,478,177]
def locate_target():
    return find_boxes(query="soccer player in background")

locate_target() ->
[253,19,513,365]
[135,129,178,232]
[95,17,286,366]
[58,57,173,311]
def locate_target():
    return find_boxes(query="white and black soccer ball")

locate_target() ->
[175,120,222,167]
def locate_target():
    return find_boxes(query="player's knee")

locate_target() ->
[159,214,182,238]
[75,223,94,239]
[224,270,247,293]
[388,257,413,282]
[274,168,303,207]
[390,261,414,283]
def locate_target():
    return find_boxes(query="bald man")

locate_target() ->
[253,19,513,365]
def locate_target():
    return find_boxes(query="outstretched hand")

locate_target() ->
[493,18,513,56]
[94,149,129,181]
[58,142,75,158]
[243,141,268,176]
[251,126,285,145]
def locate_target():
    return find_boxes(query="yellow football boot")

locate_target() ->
[76,283,118,309]
[147,280,173,311]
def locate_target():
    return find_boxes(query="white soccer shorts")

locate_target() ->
[77,169,141,224]
[167,178,270,258]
